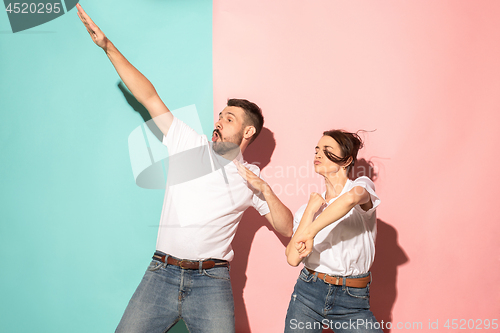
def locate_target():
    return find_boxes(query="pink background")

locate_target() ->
[213,0,500,332]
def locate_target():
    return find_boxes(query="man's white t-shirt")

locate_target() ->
[293,177,380,276]
[155,117,270,261]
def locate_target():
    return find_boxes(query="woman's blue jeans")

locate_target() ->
[115,255,234,333]
[284,267,383,333]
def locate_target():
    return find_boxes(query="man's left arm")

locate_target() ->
[261,186,293,237]
[235,161,293,237]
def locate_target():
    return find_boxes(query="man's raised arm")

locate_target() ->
[76,4,173,135]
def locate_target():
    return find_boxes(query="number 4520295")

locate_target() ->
[444,319,498,330]
[6,3,61,14]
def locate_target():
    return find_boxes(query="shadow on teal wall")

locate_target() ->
[0,1,212,332]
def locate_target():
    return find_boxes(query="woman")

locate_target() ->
[284,130,382,333]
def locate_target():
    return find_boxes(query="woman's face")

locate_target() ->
[314,135,344,176]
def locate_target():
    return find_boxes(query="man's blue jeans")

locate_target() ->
[284,267,383,333]
[116,253,235,333]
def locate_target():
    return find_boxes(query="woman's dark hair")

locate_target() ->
[322,130,364,172]
[227,98,264,144]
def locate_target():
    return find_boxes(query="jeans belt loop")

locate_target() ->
[342,275,347,290]
[198,260,203,274]
[165,254,170,266]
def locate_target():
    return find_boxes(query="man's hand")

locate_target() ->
[77,4,109,50]
[234,160,270,196]
[235,160,293,237]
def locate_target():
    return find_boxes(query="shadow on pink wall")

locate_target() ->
[370,219,408,333]
[355,160,408,333]
[231,127,289,332]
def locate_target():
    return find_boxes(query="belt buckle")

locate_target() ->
[179,260,192,269]
[324,274,340,285]
[322,274,336,285]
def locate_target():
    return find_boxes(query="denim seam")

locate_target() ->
[345,286,370,299]
[162,317,182,333]
[323,286,330,315]
[202,267,230,281]
[147,261,163,272]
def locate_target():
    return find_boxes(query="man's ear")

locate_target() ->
[243,126,256,141]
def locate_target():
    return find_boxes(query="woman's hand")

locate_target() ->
[291,193,326,258]
[293,227,315,258]
[306,192,326,214]
[77,4,110,51]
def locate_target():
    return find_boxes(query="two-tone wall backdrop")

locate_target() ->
[1,1,499,332]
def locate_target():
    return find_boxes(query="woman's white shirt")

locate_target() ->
[292,177,380,276]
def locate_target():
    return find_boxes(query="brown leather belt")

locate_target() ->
[306,268,371,288]
[153,254,229,270]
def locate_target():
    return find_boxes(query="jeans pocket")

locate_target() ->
[346,284,370,299]
[147,260,164,272]
[298,267,315,283]
[202,267,231,281]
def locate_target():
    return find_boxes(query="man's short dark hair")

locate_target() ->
[227,98,264,144]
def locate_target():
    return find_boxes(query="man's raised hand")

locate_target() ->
[75,3,173,135]
[77,4,109,50]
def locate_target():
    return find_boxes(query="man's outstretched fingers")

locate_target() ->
[77,13,94,36]
[76,4,108,49]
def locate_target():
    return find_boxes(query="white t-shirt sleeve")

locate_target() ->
[162,117,205,154]
[351,176,380,214]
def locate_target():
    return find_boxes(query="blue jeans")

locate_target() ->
[116,254,235,333]
[284,268,382,333]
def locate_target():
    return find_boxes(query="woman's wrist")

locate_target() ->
[302,224,317,240]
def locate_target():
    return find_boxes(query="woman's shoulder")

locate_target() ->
[350,176,375,189]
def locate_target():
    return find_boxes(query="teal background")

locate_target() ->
[0,1,212,332]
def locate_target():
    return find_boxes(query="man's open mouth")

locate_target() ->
[212,130,221,142]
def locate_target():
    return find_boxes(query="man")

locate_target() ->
[76,4,293,333]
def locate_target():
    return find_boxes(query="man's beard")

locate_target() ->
[212,129,243,157]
